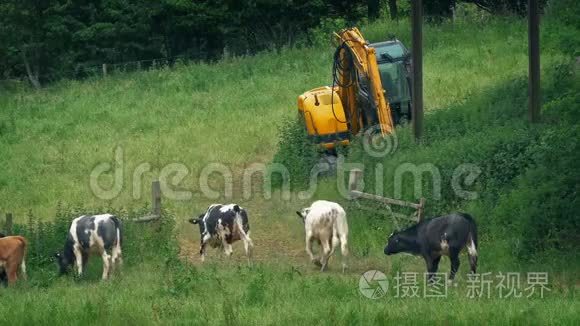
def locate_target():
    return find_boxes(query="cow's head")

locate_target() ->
[295,207,310,223]
[384,231,411,255]
[188,214,206,233]
[53,252,70,275]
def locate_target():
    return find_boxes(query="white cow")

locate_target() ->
[296,200,349,272]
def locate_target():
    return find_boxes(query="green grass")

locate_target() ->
[1,7,579,325]
[0,262,577,325]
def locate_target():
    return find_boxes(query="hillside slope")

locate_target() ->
[0,15,572,219]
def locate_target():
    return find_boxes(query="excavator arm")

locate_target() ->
[333,27,395,135]
[297,27,404,151]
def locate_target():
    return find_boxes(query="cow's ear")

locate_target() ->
[296,211,303,218]
[188,218,198,224]
[53,252,61,259]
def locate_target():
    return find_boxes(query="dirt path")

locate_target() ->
[177,198,308,267]
[175,197,399,276]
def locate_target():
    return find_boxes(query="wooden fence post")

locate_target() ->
[152,180,161,216]
[348,168,363,199]
[5,213,13,235]
[129,181,162,223]
[416,198,426,222]
[102,63,108,77]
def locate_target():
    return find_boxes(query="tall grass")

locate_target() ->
[6,204,177,288]
[0,261,577,325]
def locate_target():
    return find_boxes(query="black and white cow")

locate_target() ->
[189,204,253,263]
[54,214,123,280]
[384,212,478,282]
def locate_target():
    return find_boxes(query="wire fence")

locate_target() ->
[0,54,195,86]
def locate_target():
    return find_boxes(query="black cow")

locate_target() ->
[384,212,478,282]
[189,204,253,263]
[54,214,123,280]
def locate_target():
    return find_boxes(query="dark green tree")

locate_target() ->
[463,0,547,15]
[387,0,399,20]
[368,0,381,20]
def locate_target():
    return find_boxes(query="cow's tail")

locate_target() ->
[233,206,250,240]
[110,215,123,248]
[233,205,253,262]
[20,260,26,278]
[233,205,241,230]
[461,213,478,273]
[332,208,349,272]
[17,236,27,278]
[462,213,478,251]
[233,205,244,230]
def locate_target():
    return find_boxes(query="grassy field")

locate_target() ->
[0,6,579,325]
[0,261,577,325]
[0,16,569,219]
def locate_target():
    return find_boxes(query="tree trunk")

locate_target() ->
[368,0,381,21]
[20,49,41,89]
[388,0,398,20]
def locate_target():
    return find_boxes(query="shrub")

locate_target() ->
[493,125,580,258]
[269,116,320,190]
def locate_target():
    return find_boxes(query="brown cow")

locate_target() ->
[0,236,27,285]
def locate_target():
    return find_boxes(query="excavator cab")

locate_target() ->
[297,28,412,151]
[371,39,412,124]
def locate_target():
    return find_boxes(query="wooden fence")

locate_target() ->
[2,181,162,235]
[348,168,426,222]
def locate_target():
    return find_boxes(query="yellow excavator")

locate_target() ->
[298,27,412,151]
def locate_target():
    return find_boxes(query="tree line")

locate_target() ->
[0,0,542,88]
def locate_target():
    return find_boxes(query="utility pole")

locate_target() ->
[528,0,541,123]
[411,0,424,141]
